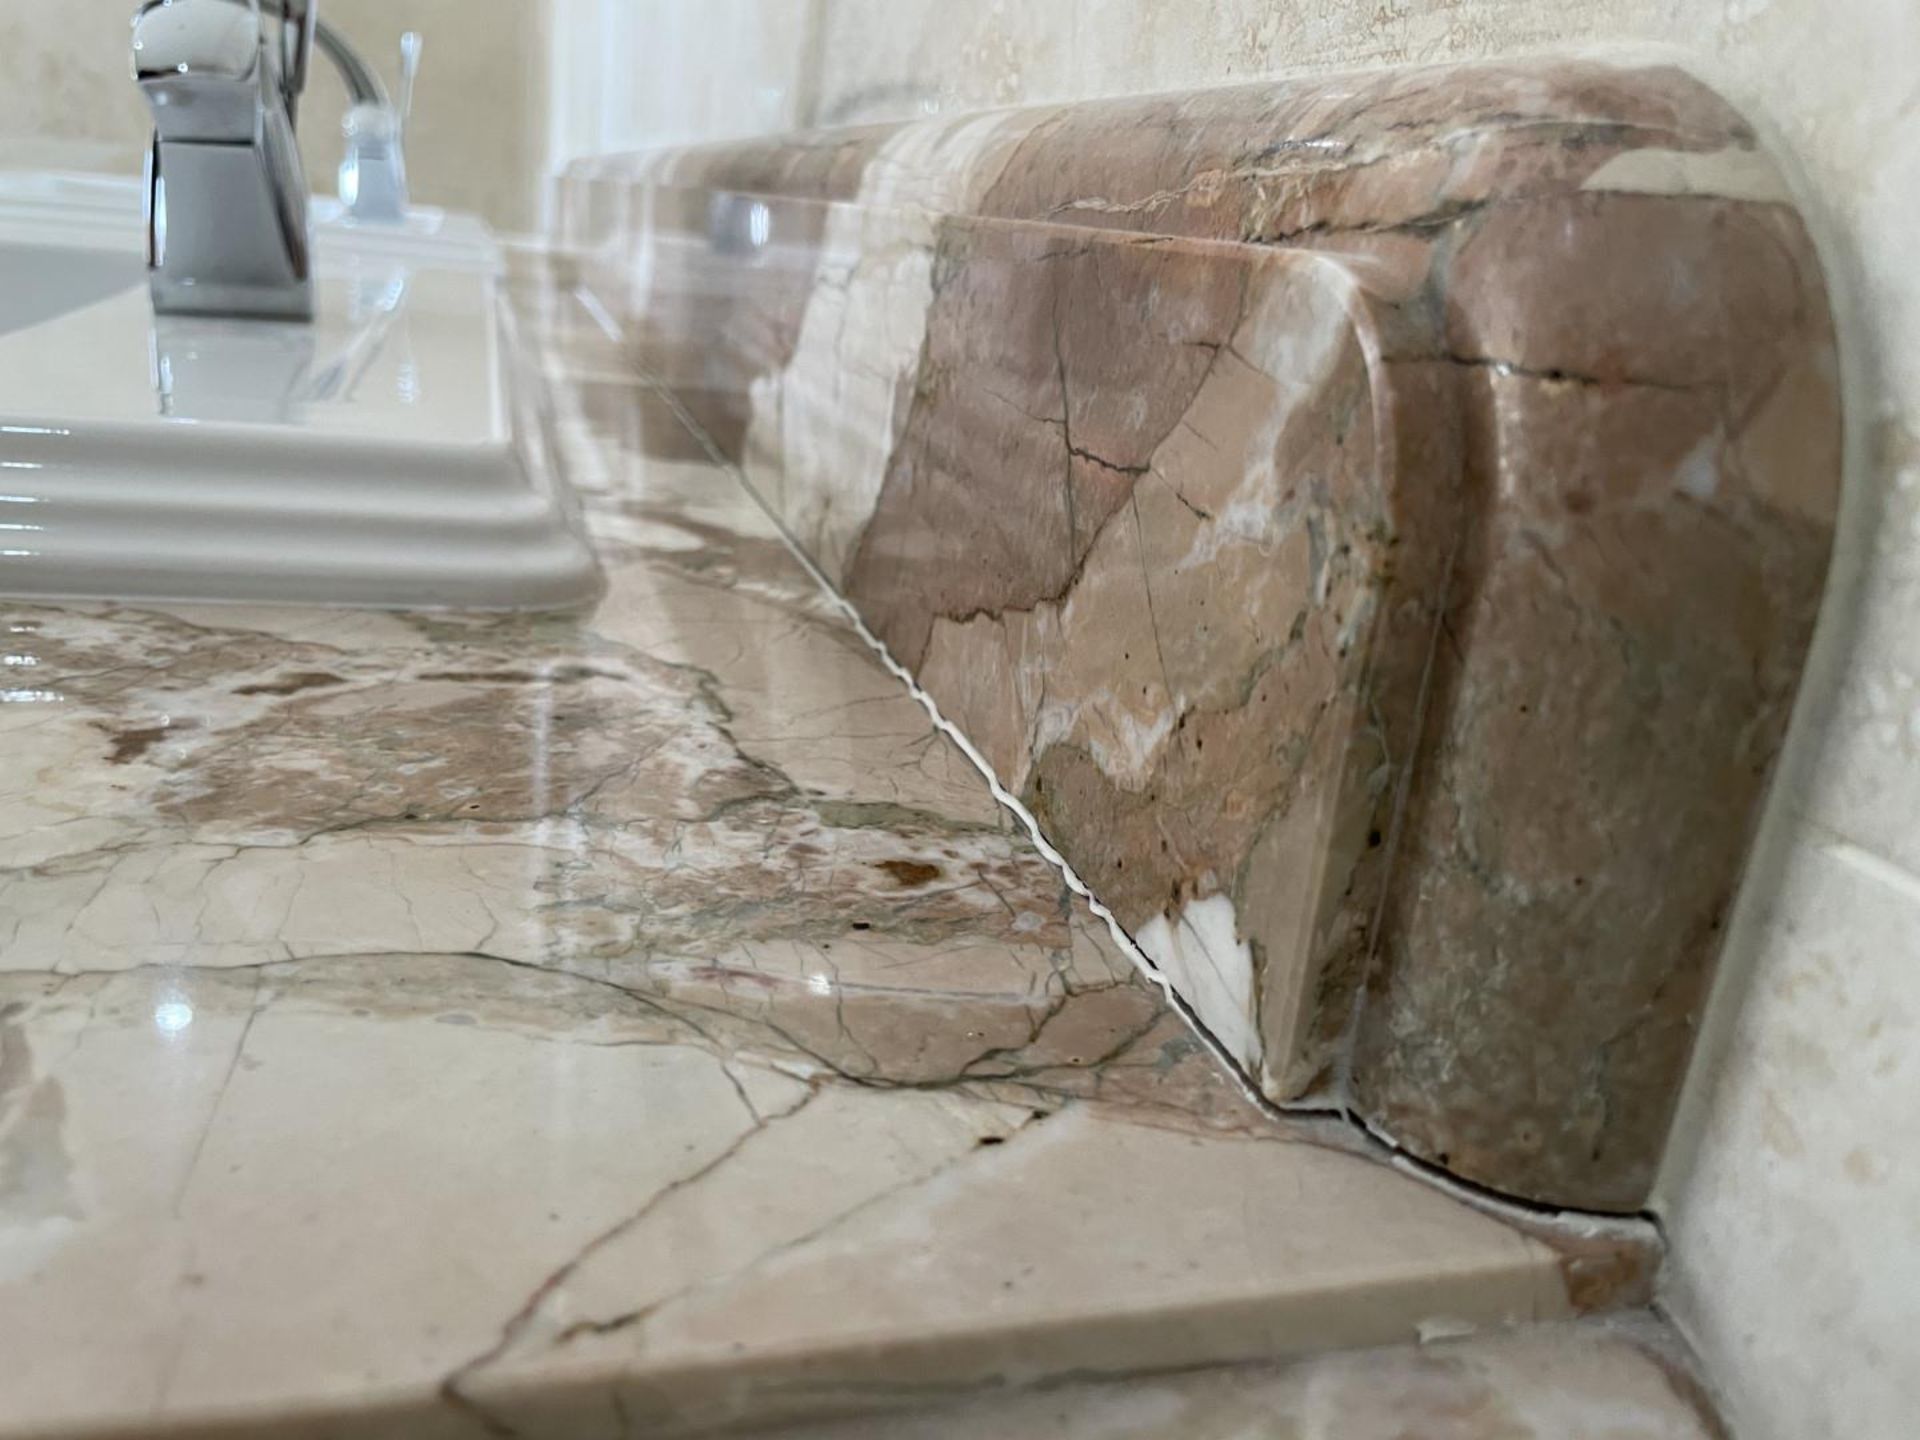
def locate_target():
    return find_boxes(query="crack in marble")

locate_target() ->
[545,1104,1050,1351]
[440,1079,824,1430]
[169,971,262,1220]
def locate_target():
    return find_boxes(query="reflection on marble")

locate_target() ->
[0,256,1624,1440]
[559,56,1842,1209]
[753,1322,1724,1440]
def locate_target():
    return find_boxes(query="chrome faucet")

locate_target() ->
[132,1,422,321]
[134,0,317,319]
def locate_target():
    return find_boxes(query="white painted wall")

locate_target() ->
[544,0,817,168]
[544,5,1920,1437]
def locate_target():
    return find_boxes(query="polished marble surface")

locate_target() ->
[753,1322,1723,1440]
[0,255,1607,1439]
[559,55,1842,1210]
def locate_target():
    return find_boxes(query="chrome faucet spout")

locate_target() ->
[134,0,315,320]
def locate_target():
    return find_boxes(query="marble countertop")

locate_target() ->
[0,253,1602,1438]
[568,55,1842,1213]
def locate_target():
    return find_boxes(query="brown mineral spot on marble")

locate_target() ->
[414,663,626,685]
[230,671,347,697]
[414,669,546,684]
[97,722,187,766]
[875,860,943,888]
[1843,1146,1886,1185]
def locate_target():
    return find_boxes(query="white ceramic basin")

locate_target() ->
[0,242,146,337]
[0,173,602,609]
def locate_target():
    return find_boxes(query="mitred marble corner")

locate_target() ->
[556,56,1842,1212]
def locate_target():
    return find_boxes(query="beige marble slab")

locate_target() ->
[753,1322,1724,1440]
[0,256,1605,1439]
[0,951,1573,1439]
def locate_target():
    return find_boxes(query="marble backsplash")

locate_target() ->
[556,56,1841,1211]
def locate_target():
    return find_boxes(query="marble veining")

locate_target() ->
[559,55,1842,1210]
[0,254,1654,1440]
[749,1321,1725,1440]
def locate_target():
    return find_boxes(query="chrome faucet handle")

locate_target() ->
[278,0,317,122]
[397,30,422,126]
